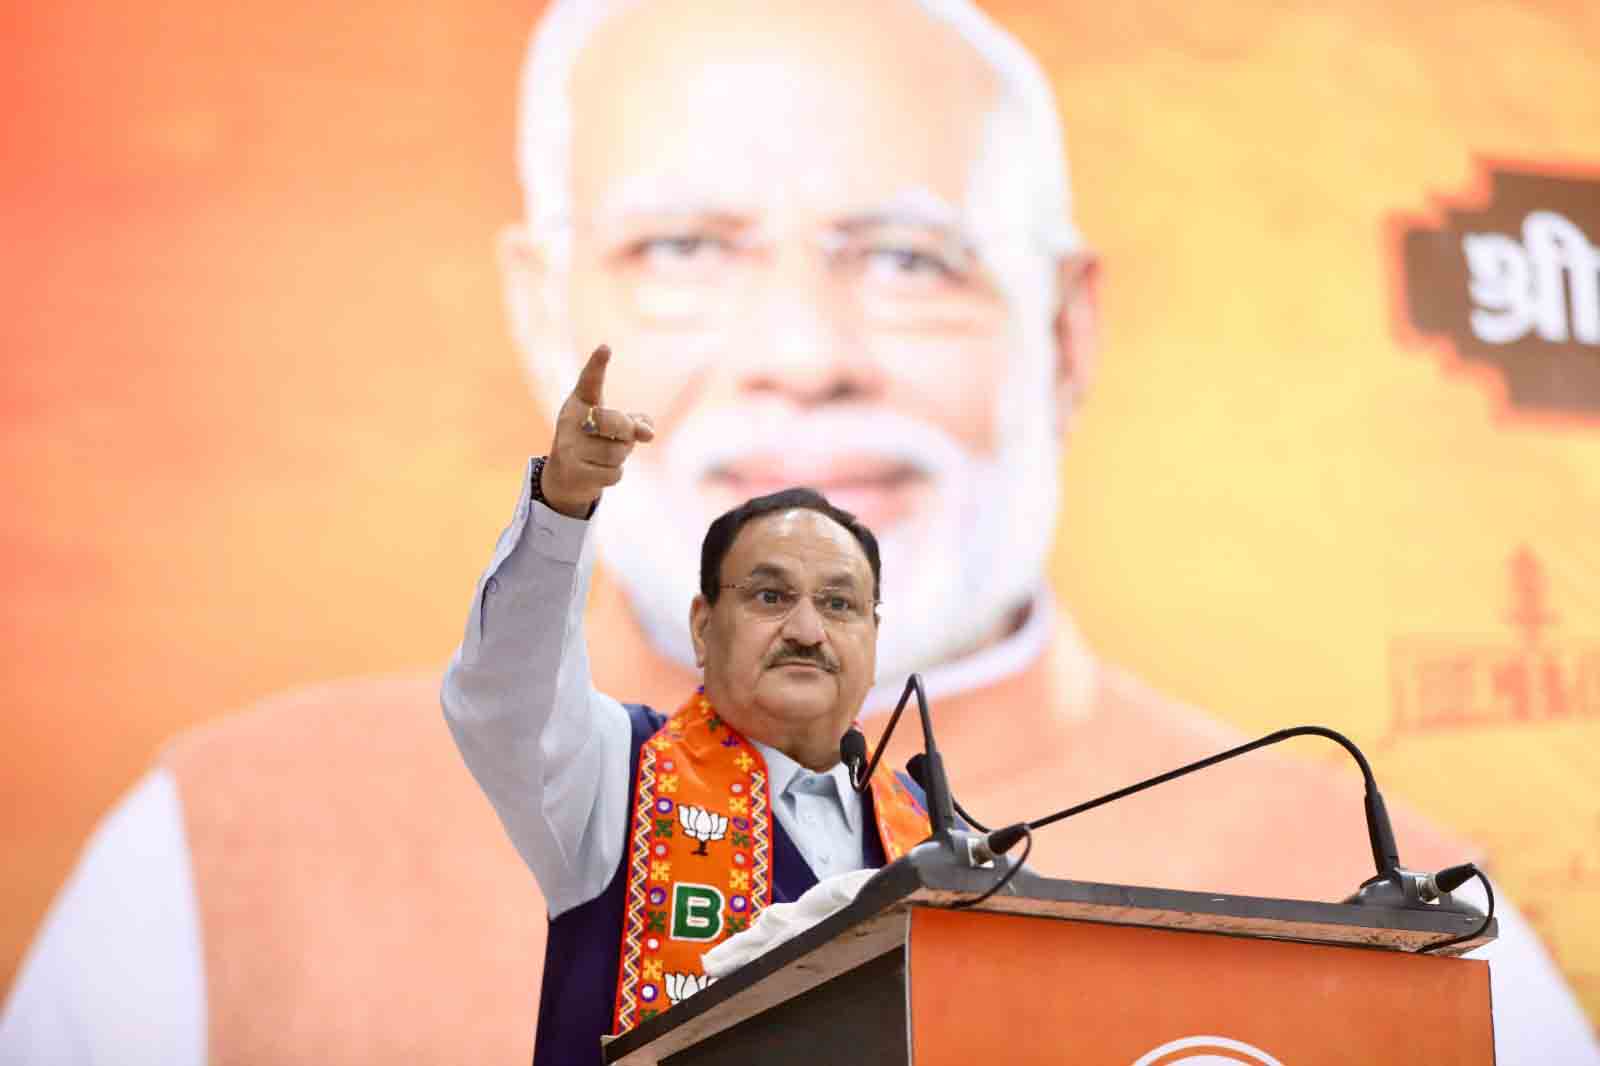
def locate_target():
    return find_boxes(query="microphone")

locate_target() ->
[961,723,1462,910]
[906,754,1030,865]
[848,674,957,851]
[840,728,868,790]
[848,677,1030,871]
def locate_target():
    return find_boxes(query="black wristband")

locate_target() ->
[531,456,597,519]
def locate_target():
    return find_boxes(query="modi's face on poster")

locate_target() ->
[499,0,1095,684]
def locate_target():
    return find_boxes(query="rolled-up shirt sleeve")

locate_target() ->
[441,459,632,917]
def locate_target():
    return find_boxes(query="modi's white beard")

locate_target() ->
[591,376,1061,686]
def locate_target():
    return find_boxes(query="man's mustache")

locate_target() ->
[764,643,840,673]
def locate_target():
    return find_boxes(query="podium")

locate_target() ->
[602,847,1496,1065]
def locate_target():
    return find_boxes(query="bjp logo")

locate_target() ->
[678,804,730,855]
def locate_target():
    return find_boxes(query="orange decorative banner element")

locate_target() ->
[1388,546,1600,735]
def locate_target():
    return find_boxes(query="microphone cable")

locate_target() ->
[1416,864,1495,955]
[906,753,992,832]
[953,800,991,834]
[948,824,1033,910]
[919,734,1496,948]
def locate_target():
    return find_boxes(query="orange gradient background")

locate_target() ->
[2,0,1598,1027]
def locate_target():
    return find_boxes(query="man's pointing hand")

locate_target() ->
[541,345,655,518]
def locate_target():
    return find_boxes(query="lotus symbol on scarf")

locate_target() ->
[663,970,717,1005]
[679,805,729,855]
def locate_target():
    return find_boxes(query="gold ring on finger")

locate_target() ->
[581,405,600,435]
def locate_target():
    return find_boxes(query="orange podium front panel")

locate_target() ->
[604,861,1495,1065]
[907,907,1493,1066]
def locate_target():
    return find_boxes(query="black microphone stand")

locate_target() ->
[848,674,957,851]
[953,724,1480,915]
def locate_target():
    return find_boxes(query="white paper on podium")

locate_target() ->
[701,869,879,978]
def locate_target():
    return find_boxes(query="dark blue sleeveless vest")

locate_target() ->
[530,703,897,1066]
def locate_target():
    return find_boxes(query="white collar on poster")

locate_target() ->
[860,585,1078,715]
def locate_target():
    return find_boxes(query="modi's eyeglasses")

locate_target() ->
[556,212,1017,333]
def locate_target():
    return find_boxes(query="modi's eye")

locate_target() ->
[826,221,969,282]
[648,236,711,257]
[626,233,736,275]
[865,246,959,277]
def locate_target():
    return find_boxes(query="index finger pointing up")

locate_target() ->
[573,344,611,405]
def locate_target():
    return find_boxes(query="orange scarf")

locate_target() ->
[611,691,930,1031]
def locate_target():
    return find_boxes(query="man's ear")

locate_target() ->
[498,221,564,416]
[1054,251,1101,433]
[689,595,711,669]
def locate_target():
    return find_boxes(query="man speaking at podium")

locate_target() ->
[443,344,930,1063]
[4,0,1595,1063]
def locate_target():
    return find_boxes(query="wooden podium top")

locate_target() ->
[603,846,1495,1065]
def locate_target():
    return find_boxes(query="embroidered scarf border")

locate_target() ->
[611,693,928,1032]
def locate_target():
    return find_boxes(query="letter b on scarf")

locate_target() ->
[670,883,726,941]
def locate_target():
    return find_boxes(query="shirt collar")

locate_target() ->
[747,738,862,836]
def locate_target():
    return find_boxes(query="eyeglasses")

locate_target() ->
[558,216,1017,333]
[719,582,879,625]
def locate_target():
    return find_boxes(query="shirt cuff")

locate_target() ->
[519,456,591,565]
[528,498,591,564]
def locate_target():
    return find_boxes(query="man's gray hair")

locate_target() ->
[514,0,1083,256]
